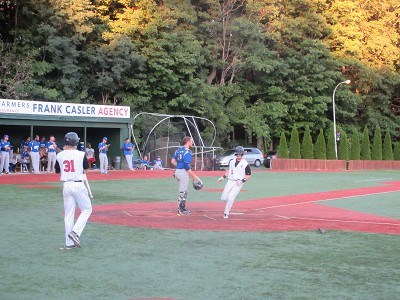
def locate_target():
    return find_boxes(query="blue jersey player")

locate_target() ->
[171,136,201,215]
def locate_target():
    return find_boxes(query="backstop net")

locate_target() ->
[131,112,223,170]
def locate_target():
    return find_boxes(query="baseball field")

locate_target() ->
[1,168,400,299]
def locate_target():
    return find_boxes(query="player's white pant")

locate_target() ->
[47,152,57,172]
[99,153,108,174]
[125,154,133,170]
[221,179,244,216]
[30,152,41,174]
[63,181,92,247]
[0,151,9,173]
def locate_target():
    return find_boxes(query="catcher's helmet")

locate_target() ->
[64,132,80,146]
[234,146,245,155]
[193,179,203,190]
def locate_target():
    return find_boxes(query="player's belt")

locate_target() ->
[64,180,82,182]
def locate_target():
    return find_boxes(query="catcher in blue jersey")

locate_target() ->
[171,136,202,215]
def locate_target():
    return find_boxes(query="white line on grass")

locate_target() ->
[273,214,400,226]
[254,190,400,211]
[355,178,393,182]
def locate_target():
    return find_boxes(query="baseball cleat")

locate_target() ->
[68,231,81,247]
[224,214,229,219]
[60,245,78,250]
[177,208,191,215]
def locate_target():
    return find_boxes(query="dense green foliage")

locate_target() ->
[394,142,400,160]
[277,131,289,158]
[314,128,327,159]
[383,130,394,160]
[301,125,313,159]
[1,0,399,148]
[326,124,336,160]
[338,131,349,161]
[289,126,301,159]
[349,128,361,160]
[361,126,371,160]
[371,125,382,160]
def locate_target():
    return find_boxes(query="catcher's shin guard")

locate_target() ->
[177,199,191,215]
[178,191,187,202]
[179,200,187,210]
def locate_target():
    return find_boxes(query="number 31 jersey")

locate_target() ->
[56,150,85,182]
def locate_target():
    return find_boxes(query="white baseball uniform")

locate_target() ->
[56,149,92,247]
[221,158,250,216]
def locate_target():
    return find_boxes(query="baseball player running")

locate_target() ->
[171,136,202,215]
[55,132,92,250]
[217,146,251,219]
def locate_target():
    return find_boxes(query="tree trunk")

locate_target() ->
[207,66,217,84]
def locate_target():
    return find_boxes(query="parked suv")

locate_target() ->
[214,147,264,169]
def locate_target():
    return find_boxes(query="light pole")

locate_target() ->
[333,79,351,159]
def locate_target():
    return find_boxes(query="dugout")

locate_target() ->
[0,99,132,169]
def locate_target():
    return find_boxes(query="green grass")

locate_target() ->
[1,171,400,299]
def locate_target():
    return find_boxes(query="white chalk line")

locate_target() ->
[355,178,393,182]
[273,214,400,227]
[254,190,400,211]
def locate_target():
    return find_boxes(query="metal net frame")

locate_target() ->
[131,112,223,170]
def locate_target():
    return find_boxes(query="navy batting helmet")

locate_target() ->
[234,146,245,155]
[64,132,80,146]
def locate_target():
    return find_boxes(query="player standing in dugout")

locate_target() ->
[171,136,203,215]
[217,146,251,219]
[55,132,92,250]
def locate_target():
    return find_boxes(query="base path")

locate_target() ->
[91,180,400,235]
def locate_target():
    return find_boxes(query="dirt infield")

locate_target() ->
[91,190,400,235]
[2,170,400,235]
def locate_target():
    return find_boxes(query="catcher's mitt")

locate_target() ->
[193,179,203,190]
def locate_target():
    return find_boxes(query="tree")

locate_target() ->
[324,0,400,71]
[87,35,145,105]
[371,125,382,160]
[338,131,349,161]
[301,125,313,159]
[0,41,33,99]
[326,124,336,160]
[393,142,400,160]
[382,130,393,160]
[289,126,301,159]
[314,128,327,159]
[361,126,371,160]
[349,128,361,160]
[277,131,289,158]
